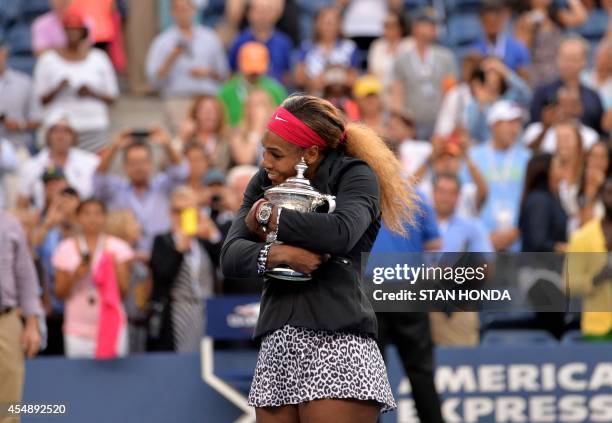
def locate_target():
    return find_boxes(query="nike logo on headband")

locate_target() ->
[274,114,289,123]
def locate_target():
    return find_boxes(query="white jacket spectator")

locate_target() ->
[17,114,99,210]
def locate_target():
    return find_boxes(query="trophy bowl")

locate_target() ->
[264,158,336,281]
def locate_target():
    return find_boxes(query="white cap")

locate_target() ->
[43,109,75,131]
[487,100,524,126]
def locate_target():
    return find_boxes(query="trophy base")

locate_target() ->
[265,266,312,281]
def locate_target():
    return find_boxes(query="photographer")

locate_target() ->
[52,199,133,358]
[93,127,187,254]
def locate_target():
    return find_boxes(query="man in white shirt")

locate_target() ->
[17,113,99,210]
[146,0,229,132]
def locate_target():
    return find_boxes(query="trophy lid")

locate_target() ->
[265,158,320,199]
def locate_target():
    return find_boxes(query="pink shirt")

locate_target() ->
[52,235,133,339]
[31,12,95,53]
[32,12,67,53]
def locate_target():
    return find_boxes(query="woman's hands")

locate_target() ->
[268,244,324,275]
[246,200,326,274]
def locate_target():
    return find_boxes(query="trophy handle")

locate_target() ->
[323,195,336,213]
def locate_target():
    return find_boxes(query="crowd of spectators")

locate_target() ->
[0,0,611,364]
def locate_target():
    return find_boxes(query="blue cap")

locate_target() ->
[203,169,226,186]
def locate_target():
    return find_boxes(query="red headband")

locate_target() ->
[266,107,328,149]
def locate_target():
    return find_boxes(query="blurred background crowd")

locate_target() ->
[0,0,611,364]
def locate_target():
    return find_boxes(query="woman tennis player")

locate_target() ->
[221,95,415,422]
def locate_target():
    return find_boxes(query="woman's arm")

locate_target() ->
[55,264,89,300]
[465,156,489,212]
[115,260,131,299]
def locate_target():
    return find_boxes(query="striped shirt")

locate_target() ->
[0,211,43,316]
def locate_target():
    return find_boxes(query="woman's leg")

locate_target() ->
[255,405,299,423]
[298,399,380,423]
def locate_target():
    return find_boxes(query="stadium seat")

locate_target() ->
[0,0,20,26]
[445,0,483,14]
[561,329,586,345]
[481,329,558,346]
[404,0,432,9]
[444,13,482,48]
[479,310,538,332]
[573,9,609,42]
[5,25,33,55]
[20,0,50,20]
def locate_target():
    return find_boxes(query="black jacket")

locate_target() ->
[519,190,568,252]
[221,149,382,339]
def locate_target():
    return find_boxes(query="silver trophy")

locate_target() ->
[264,158,336,281]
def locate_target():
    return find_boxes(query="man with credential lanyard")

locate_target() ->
[463,100,532,252]
[221,95,420,422]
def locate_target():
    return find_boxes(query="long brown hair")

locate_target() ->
[282,95,416,235]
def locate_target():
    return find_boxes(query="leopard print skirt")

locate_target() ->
[248,325,397,413]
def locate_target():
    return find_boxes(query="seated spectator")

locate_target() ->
[147,186,221,353]
[464,100,532,251]
[52,199,133,358]
[34,186,80,356]
[32,0,91,56]
[435,53,483,137]
[520,153,568,252]
[367,9,412,105]
[524,87,599,152]
[514,0,587,87]
[294,6,359,94]
[430,172,494,347]
[463,57,533,143]
[583,39,612,135]
[33,12,119,152]
[417,131,488,219]
[353,75,386,137]
[106,209,150,354]
[228,0,292,84]
[145,0,229,133]
[0,138,18,209]
[578,141,612,227]
[183,141,211,203]
[471,0,531,81]
[0,38,42,154]
[93,128,187,253]
[391,8,457,140]
[176,96,231,171]
[219,42,287,127]
[565,176,612,341]
[17,114,99,211]
[530,36,605,134]
[228,89,275,168]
